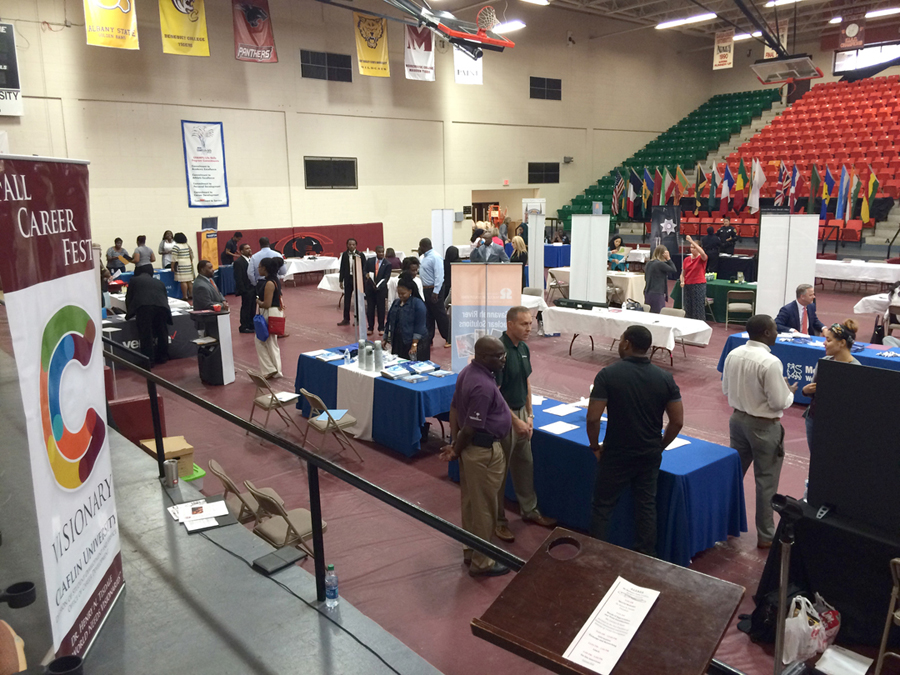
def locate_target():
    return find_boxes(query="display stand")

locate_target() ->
[472,528,744,675]
[189,311,235,385]
[350,253,366,342]
[570,214,608,304]
[431,208,454,257]
[527,214,545,289]
[756,214,818,317]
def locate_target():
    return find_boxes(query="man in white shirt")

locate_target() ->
[722,314,798,548]
[418,238,451,348]
[248,237,287,286]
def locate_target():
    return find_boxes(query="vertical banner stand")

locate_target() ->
[756,214,818,317]
[570,214,609,303]
[201,216,219,270]
[351,253,366,342]
[527,214,545,290]
[431,209,454,257]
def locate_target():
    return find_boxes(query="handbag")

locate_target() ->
[872,316,885,345]
[253,313,269,341]
[623,298,644,312]
[267,306,285,336]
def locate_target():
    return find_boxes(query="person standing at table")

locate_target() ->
[337,238,359,327]
[234,243,256,334]
[383,278,429,361]
[775,284,825,336]
[722,314,797,548]
[441,246,460,305]
[418,238,451,349]
[124,265,171,367]
[399,256,423,300]
[493,306,556,544]
[131,235,156,272]
[364,245,392,335]
[106,238,130,274]
[701,226,721,275]
[221,231,242,266]
[158,230,176,270]
[247,237,287,286]
[193,260,228,312]
[439,336,512,577]
[509,237,528,290]
[643,246,676,313]
[717,217,737,255]
[255,256,284,379]
[385,247,402,270]
[585,325,683,557]
[680,235,708,320]
[171,232,194,302]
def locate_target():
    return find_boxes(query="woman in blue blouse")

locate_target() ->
[383,278,430,361]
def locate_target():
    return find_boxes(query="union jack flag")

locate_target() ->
[774,161,789,206]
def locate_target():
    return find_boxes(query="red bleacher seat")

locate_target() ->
[841,220,863,244]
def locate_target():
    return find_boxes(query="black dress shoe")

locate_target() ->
[239,328,255,333]
[469,562,510,578]
[337,320,350,326]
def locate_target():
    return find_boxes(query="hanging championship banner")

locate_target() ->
[354,13,390,77]
[232,0,278,63]
[450,263,521,372]
[159,0,210,57]
[82,0,139,50]
[839,12,865,50]
[181,120,229,207]
[713,29,734,70]
[404,25,434,81]
[453,46,482,85]
[0,23,23,116]
[764,20,789,59]
[0,157,124,657]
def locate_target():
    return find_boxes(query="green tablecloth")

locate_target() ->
[671,279,756,323]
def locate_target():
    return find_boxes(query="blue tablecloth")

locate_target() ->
[449,397,746,567]
[717,334,900,405]
[294,347,456,457]
[117,269,181,298]
[216,265,235,295]
[543,244,571,267]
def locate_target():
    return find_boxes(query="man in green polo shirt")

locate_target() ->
[494,306,556,542]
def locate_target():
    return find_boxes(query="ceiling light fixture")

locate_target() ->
[866,7,900,18]
[655,12,717,29]
[829,16,842,24]
[764,0,801,7]
[520,0,550,5]
[493,19,526,32]
[733,31,763,40]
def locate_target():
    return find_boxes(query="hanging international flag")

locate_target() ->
[861,169,878,224]
[694,162,709,215]
[663,167,676,204]
[749,158,766,214]
[708,163,720,214]
[355,12,390,77]
[83,0,139,49]
[834,166,849,224]
[821,168,835,220]
[612,171,625,216]
[159,0,209,56]
[233,0,277,62]
[653,167,663,207]
[404,25,434,81]
[675,166,690,204]
[642,168,654,210]
[719,165,734,216]
[846,172,861,221]
[774,162,786,206]
[789,164,801,213]
[628,168,642,218]
[809,164,821,214]
[734,158,749,212]
[453,46,482,85]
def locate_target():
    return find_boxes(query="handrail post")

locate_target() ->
[147,380,166,480]
[308,465,327,602]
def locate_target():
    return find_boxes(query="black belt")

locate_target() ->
[734,409,779,422]
[470,431,499,448]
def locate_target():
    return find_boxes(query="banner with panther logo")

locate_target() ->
[353,12,390,77]
[0,157,123,657]
[82,0,139,50]
[159,0,209,56]
[233,0,278,63]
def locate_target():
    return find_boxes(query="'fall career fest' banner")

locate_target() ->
[0,157,124,656]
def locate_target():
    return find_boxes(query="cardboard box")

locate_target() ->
[139,436,194,478]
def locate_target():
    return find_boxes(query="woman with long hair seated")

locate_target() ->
[255,256,285,379]
[608,235,628,272]
[383,278,430,362]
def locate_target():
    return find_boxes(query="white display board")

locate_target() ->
[756,214,818,317]
[527,214,545,289]
[431,208,454,256]
[570,214,609,304]
[523,197,546,223]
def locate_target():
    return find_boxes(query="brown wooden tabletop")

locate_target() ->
[472,528,745,675]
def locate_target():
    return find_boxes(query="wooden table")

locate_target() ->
[472,529,744,675]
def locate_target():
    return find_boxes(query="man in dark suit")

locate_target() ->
[233,243,255,333]
[365,245,392,335]
[193,260,229,312]
[337,238,359,326]
[775,284,825,335]
[125,266,172,367]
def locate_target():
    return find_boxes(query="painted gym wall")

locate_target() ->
[1,0,716,255]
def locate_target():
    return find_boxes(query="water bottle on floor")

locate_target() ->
[325,564,339,608]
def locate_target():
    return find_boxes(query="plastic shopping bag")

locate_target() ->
[782,596,827,664]
[814,593,841,647]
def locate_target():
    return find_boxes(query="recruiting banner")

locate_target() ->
[713,29,734,70]
[181,120,229,207]
[0,23,23,116]
[354,13,390,77]
[405,25,434,81]
[159,0,210,57]
[82,0,139,50]
[201,216,218,269]
[453,47,482,85]
[0,157,124,656]
[451,263,521,372]
[233,0,278,63]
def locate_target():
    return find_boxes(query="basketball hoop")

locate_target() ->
[476,5,498,35]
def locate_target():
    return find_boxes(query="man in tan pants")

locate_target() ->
[441,337,512,577]
[494,306,556,542]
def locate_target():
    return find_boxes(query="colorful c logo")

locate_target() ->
[40,306,106,490]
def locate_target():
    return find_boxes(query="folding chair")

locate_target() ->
[874,558,900,675]
[208,459,283,524]
[298,388,364,462]
[244,480,325,557]
[650,307,688,366]
[725,290,755,329]
[247,370,304,436]
[547,270,569,302]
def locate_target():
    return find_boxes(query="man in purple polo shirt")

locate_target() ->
[441,336,512,577]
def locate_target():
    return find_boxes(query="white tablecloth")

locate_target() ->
[107,294,192,313]
[627,249,650,264]
[318,272,342,293]
[457,244,473,259]
[522,294,549,312]
[336,363,381,441]
[283,256,340,278]
[542,306,712,352]
[854,293,890,315]
[318,272,426,310]
[549,267,646,301]
[815,259,900,284]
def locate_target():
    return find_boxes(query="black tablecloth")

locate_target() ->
[755,501,900,647]
[103,313,199,364]
[717,255,758,282]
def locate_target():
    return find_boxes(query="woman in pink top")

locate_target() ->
[680,235,708,320]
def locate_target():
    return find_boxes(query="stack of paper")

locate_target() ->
[167,499,230,531]
[316,351,344,362]
[544,403,581,417]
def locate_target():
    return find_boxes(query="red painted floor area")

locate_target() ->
[0,279,884,675]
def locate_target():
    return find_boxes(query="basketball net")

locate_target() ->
[476,5,498,35]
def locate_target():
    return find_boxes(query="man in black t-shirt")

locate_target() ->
[221,231,243,265]
[717,218,737,255]
[585,325,683,556]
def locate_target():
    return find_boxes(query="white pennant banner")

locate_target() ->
[453,47,482,85]
[405,25,435,81]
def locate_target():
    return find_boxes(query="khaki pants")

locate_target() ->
[254,307,282,378]
[729,410,785,542]
[497,407,538,526]
[459,441,505,573]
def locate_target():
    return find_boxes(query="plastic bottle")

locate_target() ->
[343,349,351,366]
[325,564,339,608]
[358,340,366,369]
[373,340,384,371]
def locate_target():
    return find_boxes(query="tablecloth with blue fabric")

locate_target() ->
[717,333,900,405]
[449,397,746,567]
[543,244,571,267]
[215,265,235,295]
[294,347,456,456]
[117,269,181,298]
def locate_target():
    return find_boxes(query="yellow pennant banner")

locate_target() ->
[354,12,390,77]
[159,0,209,56]
[83,0,139,50]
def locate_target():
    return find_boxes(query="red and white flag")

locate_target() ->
[233,0,278,63]
[404,25,435,81]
